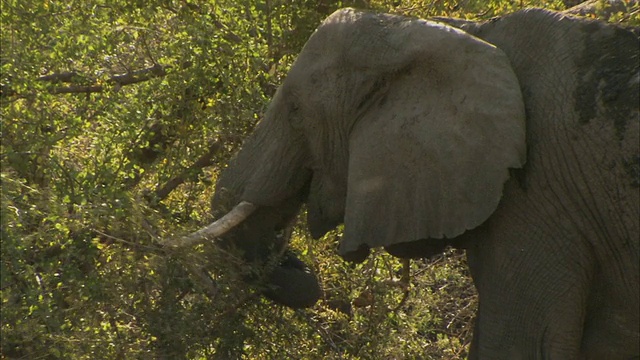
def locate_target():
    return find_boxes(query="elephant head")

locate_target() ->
[177,8,526,308]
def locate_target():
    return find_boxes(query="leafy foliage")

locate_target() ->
[1,0,634,359]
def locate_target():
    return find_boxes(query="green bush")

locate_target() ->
[2,0,632,358]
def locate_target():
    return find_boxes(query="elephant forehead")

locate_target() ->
[319,7,464,40]
[298,8,485,70]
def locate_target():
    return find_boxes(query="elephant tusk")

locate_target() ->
[162,201,257,248]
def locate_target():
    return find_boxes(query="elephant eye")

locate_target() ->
[287,102,304,128]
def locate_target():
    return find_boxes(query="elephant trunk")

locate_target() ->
[165,198,322,308]
[263,251,323,308]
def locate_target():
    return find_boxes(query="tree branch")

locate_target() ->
[50,85,106,94]
[152,140,223,202]
[3,63,173,98]
[37,71,83,83]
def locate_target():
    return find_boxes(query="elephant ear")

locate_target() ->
[338,11,526,258]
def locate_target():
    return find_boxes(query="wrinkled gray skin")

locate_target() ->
[210,8,639,359]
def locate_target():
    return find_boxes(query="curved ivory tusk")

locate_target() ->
[162,201,257,248]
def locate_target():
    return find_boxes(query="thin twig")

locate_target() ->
[92,228,164,253]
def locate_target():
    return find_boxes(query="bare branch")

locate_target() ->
[110,63,167,86]
[3,63,173,98]
[50,85,105,94]
[37,71,82,83]
[92,228,165,253]
[153,140,223,201]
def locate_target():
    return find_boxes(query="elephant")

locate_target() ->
[169,7,639,359]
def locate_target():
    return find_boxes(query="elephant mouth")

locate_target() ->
[162,198,323,308]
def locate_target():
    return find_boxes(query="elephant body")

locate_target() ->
[400,10,640,358]
[207,8,639,359]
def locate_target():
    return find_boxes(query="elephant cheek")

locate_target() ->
[263,265,322,308]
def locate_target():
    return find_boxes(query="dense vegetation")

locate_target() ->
[2,0,636,358]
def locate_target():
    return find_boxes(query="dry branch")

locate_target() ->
[2,63,173,98]
[153,140,223,201]
[51,64,168,94]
